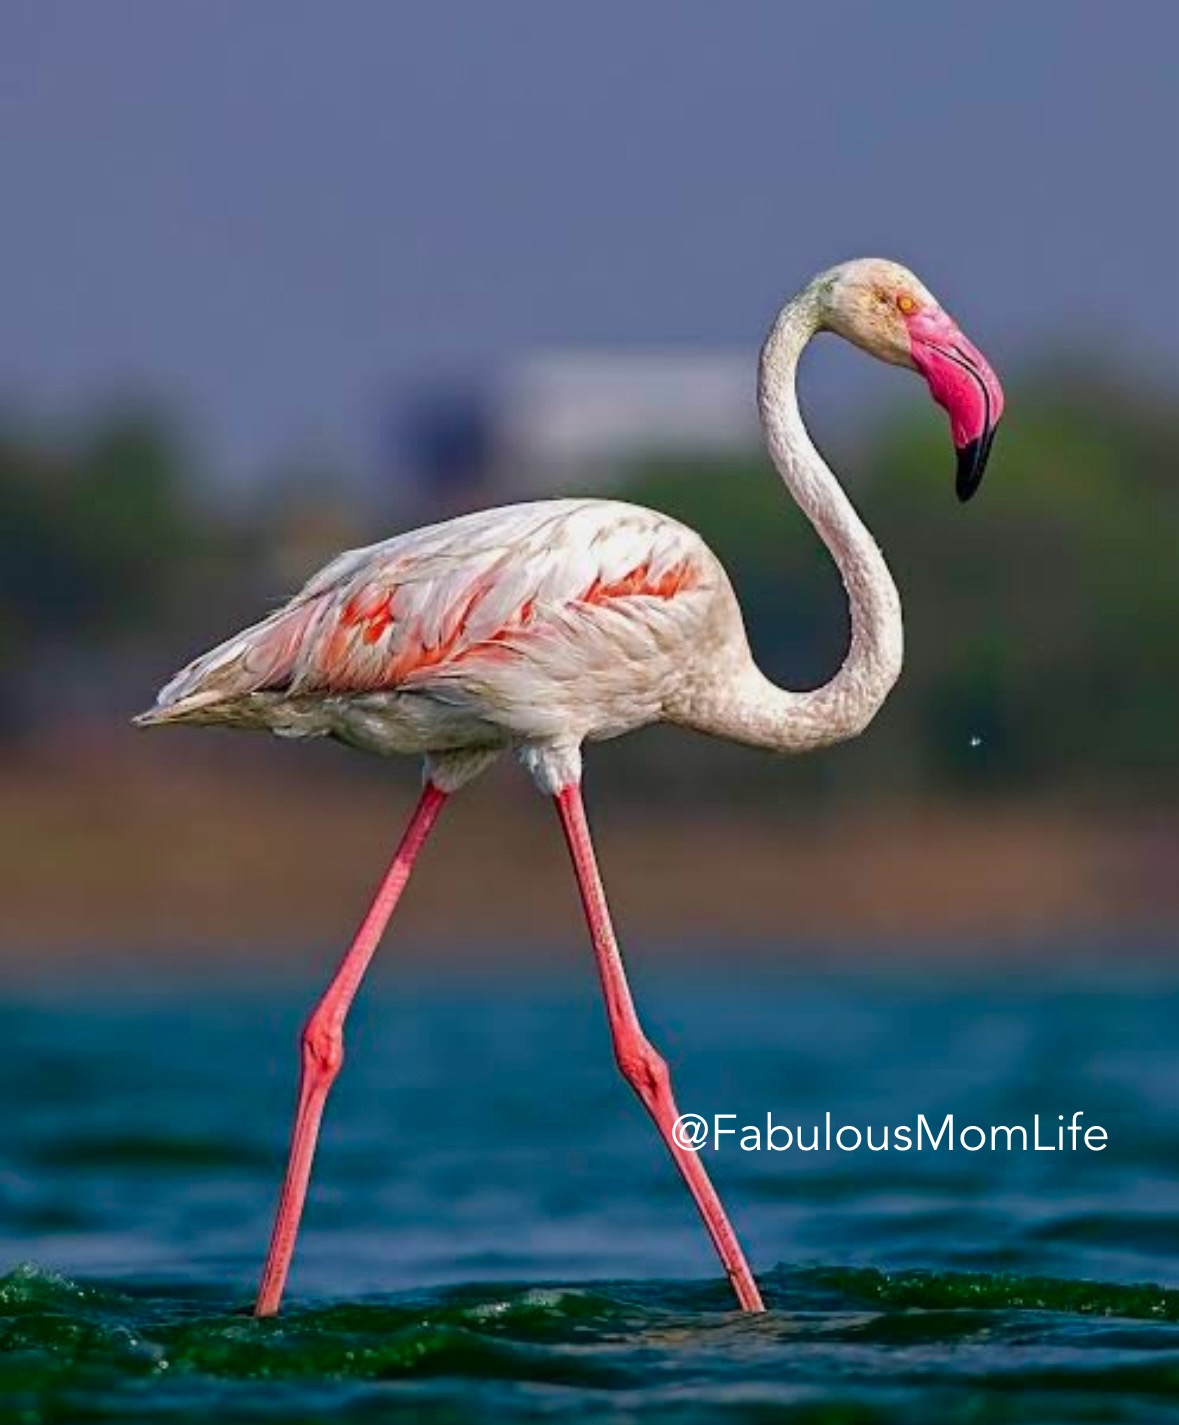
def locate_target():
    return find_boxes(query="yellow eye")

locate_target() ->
[896,293,919,315]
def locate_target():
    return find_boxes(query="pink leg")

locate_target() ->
[553,783,765,1313]
[254,782,448,1317]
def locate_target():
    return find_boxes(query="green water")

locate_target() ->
[6,963,1179,1420]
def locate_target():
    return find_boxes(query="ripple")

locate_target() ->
[33,1133,274,1172]
[6,1263,1179,1422]
[791,1265,1179,1321]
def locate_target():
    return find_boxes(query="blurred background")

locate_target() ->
[0,0,1176,963]
[7,8,1179,1420]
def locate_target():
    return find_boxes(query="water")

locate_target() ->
[5,957,1179,1421]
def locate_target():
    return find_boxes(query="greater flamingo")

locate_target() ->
[137,258,1003,1315]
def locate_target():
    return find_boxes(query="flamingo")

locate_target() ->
[136,258,1004,1316]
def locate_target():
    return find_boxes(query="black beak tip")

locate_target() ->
[955,427,997,503]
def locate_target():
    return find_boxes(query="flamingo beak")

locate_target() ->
[906,311,1005,502]
[955,424,998,504]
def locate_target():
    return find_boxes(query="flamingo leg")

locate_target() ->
[553,782,765,1313]
[254,781,448,1317]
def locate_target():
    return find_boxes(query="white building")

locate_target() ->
[493,349,760,494]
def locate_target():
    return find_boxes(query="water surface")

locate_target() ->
[5,957,1179,1421]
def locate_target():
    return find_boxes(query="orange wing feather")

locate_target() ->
[140,500,706,723]
[303,556,697,692]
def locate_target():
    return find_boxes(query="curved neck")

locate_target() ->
[690,290,904,752]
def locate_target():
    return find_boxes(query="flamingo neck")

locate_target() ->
[693,289,904,752]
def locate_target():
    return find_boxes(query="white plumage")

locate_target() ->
[135,258,1003,1319]
[141,497,730,780]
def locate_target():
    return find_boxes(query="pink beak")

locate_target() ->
[905,308,1005,501]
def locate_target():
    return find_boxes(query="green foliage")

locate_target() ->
[614,363,1179,802]
[0,408,195,647]
[1,364,1175,805]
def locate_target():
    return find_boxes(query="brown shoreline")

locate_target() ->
[2,738,1177,967]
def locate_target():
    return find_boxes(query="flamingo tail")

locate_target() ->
[133,600,321,727]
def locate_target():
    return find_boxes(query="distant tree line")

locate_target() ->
[612,362,1179,808]
[0,364,1175,807]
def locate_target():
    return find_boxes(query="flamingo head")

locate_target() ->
[817,258,1005,501]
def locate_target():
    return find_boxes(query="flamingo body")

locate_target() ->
[136,258,1004,1316]
[141,498,738,786]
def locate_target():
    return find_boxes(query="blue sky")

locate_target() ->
[1,0,1175,480]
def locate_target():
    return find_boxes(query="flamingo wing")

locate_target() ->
[143,500,711,723]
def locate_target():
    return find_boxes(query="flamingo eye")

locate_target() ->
[896,293,919,316]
